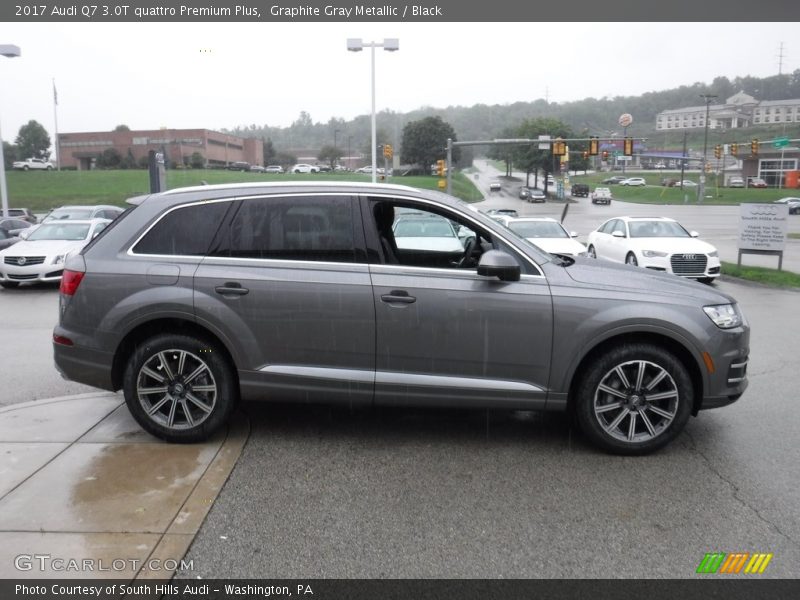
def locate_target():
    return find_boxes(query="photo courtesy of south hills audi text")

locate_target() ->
[13,583,316,597]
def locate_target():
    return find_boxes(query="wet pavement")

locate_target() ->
[0,393,248,579]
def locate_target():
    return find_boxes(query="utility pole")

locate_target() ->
[777,42,785,75]
[698,94,718,203]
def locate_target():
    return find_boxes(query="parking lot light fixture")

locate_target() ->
[0,44,21,219]
[347,38,399,183]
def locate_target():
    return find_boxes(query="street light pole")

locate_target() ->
[347,38,399,183]
[698,94,717,203]
[0,44,22,219]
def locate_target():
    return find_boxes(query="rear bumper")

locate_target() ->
[53,326,116,391]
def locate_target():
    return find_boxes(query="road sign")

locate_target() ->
[773,137,790,148]
[538,135,551,150]
[618,113,633,128]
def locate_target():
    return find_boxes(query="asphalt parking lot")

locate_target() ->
[170,278,799,579]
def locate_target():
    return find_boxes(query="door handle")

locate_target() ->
[215,282,249,296]
[381,290,416,304]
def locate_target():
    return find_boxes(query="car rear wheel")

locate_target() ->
[123,333,238,443]
[574,343,693,455]
[626,253,638,266]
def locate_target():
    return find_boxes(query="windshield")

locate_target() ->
[508,221,568,239]
[628,221,690,238]
[44,209,94,222]
[394,219,455,238]
[28,223,91,241]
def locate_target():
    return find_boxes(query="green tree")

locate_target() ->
[274,151,297,169]
[15,120,51,159]
[400,116,460,171]
[98,148,122,169]
[317,144,342,170]
[2,141,18,169]
[114,124,131,132]
[262,138,276,165]
[190,152,205,169]
[510,118,574,191]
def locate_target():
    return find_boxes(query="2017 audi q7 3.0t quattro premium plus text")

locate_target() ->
[53,182,749,454]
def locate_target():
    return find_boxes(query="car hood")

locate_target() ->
[527,238,586,256]
[0,239,86,257]
[629,237,716,254]
[564,258,735,304]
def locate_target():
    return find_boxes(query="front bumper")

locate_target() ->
[639,254,721,279]
[0,261,64,283]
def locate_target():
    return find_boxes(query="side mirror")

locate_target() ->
[689,231,699,238]
[570,231,579,238]
[612,230,625,238]
[477,250,521,282]
[18,228,32,240]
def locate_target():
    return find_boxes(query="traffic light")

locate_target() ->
[589,136,599,156]
[552,139,566,156]
[751,139,759,155]
[436,159,446,176]
[602,150,609,160]
[730,143,738,156]
[623,137,634,156]
[714,145,722,160]
[383,144,393,159]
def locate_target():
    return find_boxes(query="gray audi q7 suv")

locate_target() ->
[53,182,749,454]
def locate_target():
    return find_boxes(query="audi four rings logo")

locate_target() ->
[683,254,697,260]
[17,257,26,266]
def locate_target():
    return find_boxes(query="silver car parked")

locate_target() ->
[53,182,749,455]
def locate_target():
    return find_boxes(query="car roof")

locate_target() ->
[50,205,120,211]
[36,218,111,225]
[618,216,677,222]
[507,217,558,223]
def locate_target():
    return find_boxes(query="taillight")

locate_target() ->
[60,270,85,296]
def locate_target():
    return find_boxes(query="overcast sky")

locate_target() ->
[1,22,797,141]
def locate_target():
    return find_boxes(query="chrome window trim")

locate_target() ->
[127,192,358,259]
[369,263,545,282]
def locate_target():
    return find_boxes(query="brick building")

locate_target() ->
[57,128,263,170]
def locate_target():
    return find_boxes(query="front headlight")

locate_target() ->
[53,254,66,265]
[703,304,743,329]
[708,250,718,257]
[642,250,668,257]
[576,251,588,257]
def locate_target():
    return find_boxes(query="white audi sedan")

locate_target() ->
[504,217,587,257]
[586,216,720,283]
[0,219,110,288]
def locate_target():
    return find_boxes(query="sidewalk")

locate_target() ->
[0,392,248,579]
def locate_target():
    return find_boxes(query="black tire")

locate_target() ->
[46,166,53,170]
[698,277,715,285]
[574,343,693,455]
[122,333,238,443]
[22,165,29,171]
[626,252,638,267]
[0,281,20,289]
[587,245,596,259]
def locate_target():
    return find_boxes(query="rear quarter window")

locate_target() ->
[132,201,230,256]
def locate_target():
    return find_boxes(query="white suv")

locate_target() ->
[291,164,319,174]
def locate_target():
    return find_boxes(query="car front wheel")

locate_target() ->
[123,333,238,443]
[626,252,638,266]
[587,245,596,258]
[574,343,693,455]
[1,281,20,289]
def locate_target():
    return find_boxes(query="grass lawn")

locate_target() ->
[569,172,797,205]
[722,261,800,288]
[5,169,483,211]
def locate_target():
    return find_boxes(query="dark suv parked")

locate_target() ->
[53,182,749,454]
[570,184,589,197]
